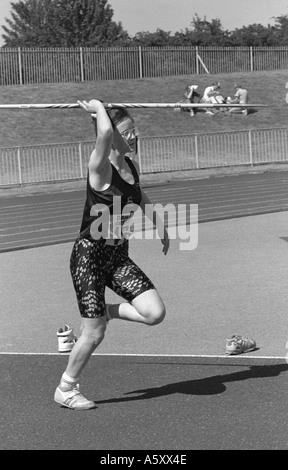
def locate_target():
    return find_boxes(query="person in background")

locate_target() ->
[184,85,201,116]
[201,82,222,115]
[176,84,201,116]
[226,83,248,115]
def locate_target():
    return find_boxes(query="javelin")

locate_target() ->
[0,102,267,109]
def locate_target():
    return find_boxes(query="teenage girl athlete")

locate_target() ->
[54,99,170,410]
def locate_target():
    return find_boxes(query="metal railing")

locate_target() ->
[2,46,288,85]
[1,127,288,187]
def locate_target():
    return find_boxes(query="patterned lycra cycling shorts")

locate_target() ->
[70,237,155,318]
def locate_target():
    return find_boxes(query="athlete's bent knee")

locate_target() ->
[146,304,166,326]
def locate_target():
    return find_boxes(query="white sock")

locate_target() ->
[60,372,79,390]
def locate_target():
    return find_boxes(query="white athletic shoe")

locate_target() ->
[226,335,256,355]
[54,384,96,410]
[57,325,77,353]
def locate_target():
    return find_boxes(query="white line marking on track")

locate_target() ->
[0,352,286,360]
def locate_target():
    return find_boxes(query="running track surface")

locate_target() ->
[2,170,288,252]
[1,170,288,451]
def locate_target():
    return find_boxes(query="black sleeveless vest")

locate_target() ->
[79,157,142,242]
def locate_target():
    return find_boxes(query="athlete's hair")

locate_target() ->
[92,107,132,134]
[108,107,131,126]
[91,107,137,154]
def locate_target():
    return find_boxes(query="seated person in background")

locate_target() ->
[201,82,223,114]
[227,83,248,115]
[178,84,201,117]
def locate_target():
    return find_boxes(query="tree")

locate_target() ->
[174,14,231,46]
[229,24,279,46]
[129,15,231,47]
[1,0,130,47]
[273,14,288,44]
[132,29,174,47]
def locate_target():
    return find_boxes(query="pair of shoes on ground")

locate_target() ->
[54,329,255,409]
[226,335,256,355]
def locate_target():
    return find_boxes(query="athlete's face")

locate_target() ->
[116,118,138,153]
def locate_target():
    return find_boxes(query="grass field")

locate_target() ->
[0,70,288,148]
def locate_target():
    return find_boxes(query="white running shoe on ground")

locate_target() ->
[57,325,77,353]
[54,384,96,410]
[226,335,256,355]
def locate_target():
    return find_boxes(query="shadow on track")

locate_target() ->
[93,363,288,404]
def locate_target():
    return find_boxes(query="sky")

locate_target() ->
[0,0,288,45]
